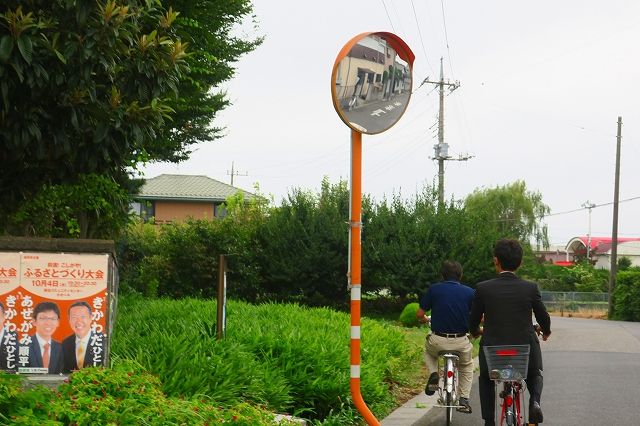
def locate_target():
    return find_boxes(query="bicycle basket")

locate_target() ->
[483,345,530,381]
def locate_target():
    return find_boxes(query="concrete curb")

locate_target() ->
[381,356,480,426]
[381,390,439,426]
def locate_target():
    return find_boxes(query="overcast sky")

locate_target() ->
[142,0,640,247]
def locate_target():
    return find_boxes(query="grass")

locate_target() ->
[111,296,424,424]
[549,307,608,319]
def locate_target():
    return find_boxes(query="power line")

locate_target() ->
[488,196,640,223]
[380,0,396,32]
[389,0,406,35]
[546,195,640,218]
[410,0,434,74]
[439,0,455,77]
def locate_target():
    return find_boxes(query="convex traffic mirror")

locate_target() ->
[331,32,415,135]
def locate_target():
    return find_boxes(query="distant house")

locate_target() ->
[564,236,640,268]
[131,174,255,224]
[535,244,568,264]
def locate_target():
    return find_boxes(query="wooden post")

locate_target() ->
[217,254,226,340]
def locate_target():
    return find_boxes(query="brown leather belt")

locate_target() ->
[434,332,467,338]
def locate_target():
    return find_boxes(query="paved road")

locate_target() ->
[342,92,410,133]
[415,316,640,425]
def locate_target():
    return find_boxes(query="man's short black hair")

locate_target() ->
[33,301,60,320]
[494,239,523,271]
[0,301,5,314]
[441,260,463,281]
[68,301,92,315]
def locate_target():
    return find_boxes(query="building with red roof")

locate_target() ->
[564,236,640,269]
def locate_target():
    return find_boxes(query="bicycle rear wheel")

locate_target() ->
[504,384,515,426]
[445,391,453,426]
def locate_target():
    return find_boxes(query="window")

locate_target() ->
[214,204,227,218]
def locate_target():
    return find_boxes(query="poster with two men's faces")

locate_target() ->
[0,252,110,375]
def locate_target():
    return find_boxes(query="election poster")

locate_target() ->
[0,251,112,375]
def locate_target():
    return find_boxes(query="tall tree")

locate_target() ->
[0,0,261,237]
[158,0,263,161]
[464,180,550,249]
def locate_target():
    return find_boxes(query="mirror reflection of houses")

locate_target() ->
[130,174,256,224]
[334,34,409,111]
[332,33,412,134]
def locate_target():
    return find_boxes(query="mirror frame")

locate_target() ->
[331,32,415,135]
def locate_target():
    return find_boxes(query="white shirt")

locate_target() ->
[35,333,52,355]
[76,334,90,356]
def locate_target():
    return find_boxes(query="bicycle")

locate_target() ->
[433,350,462,426]
[483,344,530,426]
[347,94,357,111]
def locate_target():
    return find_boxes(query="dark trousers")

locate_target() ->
[478,340,543,423]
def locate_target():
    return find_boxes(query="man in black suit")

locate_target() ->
[62,301,105,373]
[28,301,64,374]
[0,301,18,371]
[469,239,551,426]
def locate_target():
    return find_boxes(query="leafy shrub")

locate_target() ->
[612,271,640,321]
[523,262,609,292]
[571,263,609,292]
[618,256,633,271]
[254,179,353,307]
[6,174,130,239]
[398,303,421,327]
[524,264,576,291]
[361,294,417,318]
[116,180,527,307]
[117,217,262,300]
[0,362,293,425]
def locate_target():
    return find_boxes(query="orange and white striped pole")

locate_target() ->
[332,31,414,425]
[348,129,380,425]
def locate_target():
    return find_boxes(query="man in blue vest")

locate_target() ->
[417,260,475,414]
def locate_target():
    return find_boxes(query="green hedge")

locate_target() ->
[612,270,640,321]
[116,182,505,306]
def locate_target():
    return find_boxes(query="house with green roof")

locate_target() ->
[131,174,255,223]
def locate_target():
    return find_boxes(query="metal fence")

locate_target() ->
[540,291,609,313]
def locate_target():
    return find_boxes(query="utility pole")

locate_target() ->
[226,161,248,186]
[422,58,470,206]
[582,201,596,261]
[609,116,622,318]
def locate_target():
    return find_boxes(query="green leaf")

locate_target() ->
[16,36,33,64]
[0,36,14,62]
[1,81,9,110]
[70,109,79,130]
[54,49,67,64]
[10,62,24,82]
[94,123,109,143]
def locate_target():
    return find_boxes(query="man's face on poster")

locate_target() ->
[69,305,91,339]
[0,307,5,328]
[34,310,59,339]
